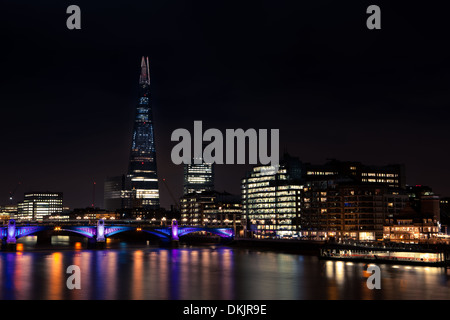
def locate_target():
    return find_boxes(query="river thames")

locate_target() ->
[1,236,450,300]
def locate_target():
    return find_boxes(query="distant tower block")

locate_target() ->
[183,158,214,195]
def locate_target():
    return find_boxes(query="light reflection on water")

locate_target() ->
[0,238,450,299]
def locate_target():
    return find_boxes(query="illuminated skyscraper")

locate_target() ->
[126,57,160,209]
[241,165,303,238]
[183,158,214,195]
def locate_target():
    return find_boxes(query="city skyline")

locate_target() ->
[4,0,450,306]
[3,1,450,211]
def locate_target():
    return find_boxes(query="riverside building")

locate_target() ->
[241,160,303,239]
[16,192,63,221]
[241,154,410,240]
[180,191,241,230]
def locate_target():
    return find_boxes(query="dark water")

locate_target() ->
[1,236,450,300]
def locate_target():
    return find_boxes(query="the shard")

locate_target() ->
[126,56,160,209]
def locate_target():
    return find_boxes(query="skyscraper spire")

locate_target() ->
[147,56,150,84]
[127,57,159,209]
[139,56,150,84]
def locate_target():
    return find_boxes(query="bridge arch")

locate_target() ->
[178,227,234,239]
[14,226,97,240]
[59,227,97,239]
[15,226,51,239]
[104,226,171,240]
[141,230,171,240]
[2,221,234,243]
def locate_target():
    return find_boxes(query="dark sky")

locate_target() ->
[2,1,450,210]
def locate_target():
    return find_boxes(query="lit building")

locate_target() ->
[180,191,241,229]
[203,202,241,227]
[0,205,17,221]
[382,186,443,243]
[181,193,214,226]
[383,205,440,243]
[72,207,120,220]
[17,192,63,221]
[241,164,303,239]
[126,57,160,209]
[300,183,408,241]
[303,159,406,189]
[45,212,71,221]
[298,156,407,240]
[241,154,409,240]
[104,57,160,210]
[183,158,214,195]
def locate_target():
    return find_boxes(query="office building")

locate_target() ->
[241,163,303,239]
[241,154,409,240]
[183,158,214,195]
[303,159,406,189]
[180,191,241,229]
[104,175,133,211]
[72,207,120,220]
[300,183,408,241]
[383,205,441,243]
[17,192,63,221]
[0,205,17,221]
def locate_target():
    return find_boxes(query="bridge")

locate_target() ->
[0,219,234,250]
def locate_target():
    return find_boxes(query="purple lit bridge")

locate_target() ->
[0,219,234,249]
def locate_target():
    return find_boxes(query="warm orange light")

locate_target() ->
[54,226,61,231]
[16,243,24,251]
[74,242,82,250]
[137,228,142,232]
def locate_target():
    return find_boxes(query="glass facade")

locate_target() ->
[127,57,160,209]
[241,157,409,241]
[241,165,303,238]
[183,159,214,195]
[17,192,63,221]
[104,175,128,211]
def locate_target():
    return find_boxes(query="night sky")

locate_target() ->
[2,1,450,210]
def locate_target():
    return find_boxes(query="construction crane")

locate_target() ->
[9,182,22,204]
[162,178,180,211]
